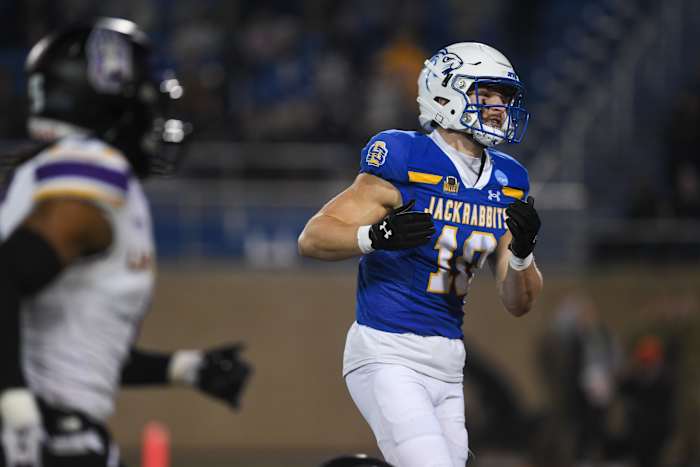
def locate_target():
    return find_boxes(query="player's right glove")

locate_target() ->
[196,344,252,410]
[369,200,435,251]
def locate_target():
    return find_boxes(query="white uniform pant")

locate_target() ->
[345,363,469,467]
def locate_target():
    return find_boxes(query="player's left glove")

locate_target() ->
[196,344,252,410]
[0,389,44,467]
[505,196,541,259]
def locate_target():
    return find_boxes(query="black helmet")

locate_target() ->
[25,17,189,177]
[319,454,394,467]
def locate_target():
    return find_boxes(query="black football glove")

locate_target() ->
[505,196,541,258]
[369,200,435,251]
[196,344,252,410]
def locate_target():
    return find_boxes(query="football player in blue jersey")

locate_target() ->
[299,42,543,467]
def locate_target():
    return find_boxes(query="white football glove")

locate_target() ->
[0,389,44,467]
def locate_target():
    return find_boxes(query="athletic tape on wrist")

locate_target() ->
[168,350,203,386]
[357,225,375,254]
[509,252,534,271]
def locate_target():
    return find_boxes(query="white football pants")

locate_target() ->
[345,363,469,467]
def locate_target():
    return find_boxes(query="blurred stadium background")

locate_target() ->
[2,0,700,466]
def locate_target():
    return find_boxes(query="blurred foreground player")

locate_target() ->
[0,18,250,467]
[299,42,543,466]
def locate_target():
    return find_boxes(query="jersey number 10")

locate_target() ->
[427,226,497,296]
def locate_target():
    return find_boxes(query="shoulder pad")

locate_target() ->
[359,130,423,184]
[487,148,530,197]
[32,136,132,208]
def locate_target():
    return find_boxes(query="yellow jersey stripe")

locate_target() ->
[408,171,443,185]
[502,187,525,200]
[33,188,124,208]
[47,146,122,159]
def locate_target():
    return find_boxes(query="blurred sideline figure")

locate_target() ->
[616,334,674,467]
[535,292,620,465]
[0,18,250,467]
[299,42,543,467]
[615,293,700,467]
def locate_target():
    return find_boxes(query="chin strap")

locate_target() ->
[463,116,509,146]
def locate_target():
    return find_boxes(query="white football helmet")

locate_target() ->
[417,42,529,146]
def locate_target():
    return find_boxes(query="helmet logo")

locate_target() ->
[28,74,45,113]
[428,48,463,76]
[366,140,388,167]
[86,28,133,94]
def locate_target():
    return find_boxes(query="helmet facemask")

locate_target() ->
[143,75,192,176]
[458,77,529,146]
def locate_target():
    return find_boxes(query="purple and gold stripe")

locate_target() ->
[35,161,130,192]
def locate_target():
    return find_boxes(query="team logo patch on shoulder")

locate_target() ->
[443,175,460,193]
[494,169,509,186]
[366,140,388,167]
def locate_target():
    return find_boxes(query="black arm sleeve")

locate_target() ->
[0,227,63,390]
[120,348,173,386]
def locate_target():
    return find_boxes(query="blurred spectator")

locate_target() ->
[312,48,356,141]
[634,294,700,467]
[615,334,674,467]
[597,293,700,467]
[231,10,322,141]
[171,4,232,139]
[2,0,528,145]
[673,161,700,218]
[1,0,698,218]
[537,292,622,464]
[364,31,427,133]
[463,347,528,451]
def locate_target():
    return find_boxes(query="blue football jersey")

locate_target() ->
[356,129,530,339]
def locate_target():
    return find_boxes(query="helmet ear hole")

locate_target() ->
[434,96,450,106]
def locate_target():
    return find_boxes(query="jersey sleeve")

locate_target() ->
[508,166,530,200]
[33,147,131,209]
[359,130,410,184]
